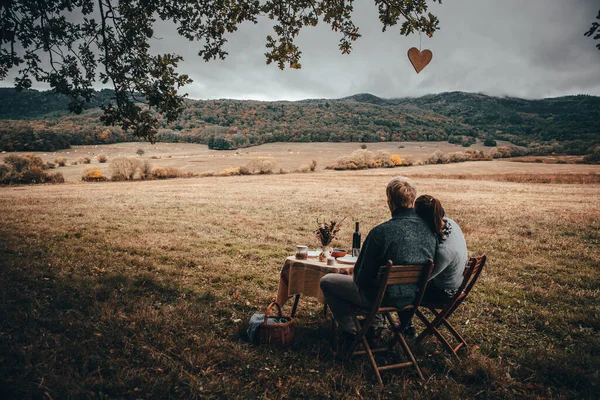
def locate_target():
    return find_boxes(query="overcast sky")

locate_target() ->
[5,0,600,101]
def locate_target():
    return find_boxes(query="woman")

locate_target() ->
[415,195,469,303]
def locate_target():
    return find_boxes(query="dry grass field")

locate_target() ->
[1,150,599,398]
[1,139,544,182]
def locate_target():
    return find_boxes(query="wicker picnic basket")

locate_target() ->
[257,302,295,346]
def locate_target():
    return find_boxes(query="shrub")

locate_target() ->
[208,137,236,150]
[164,167,182,178]
[448,136,462,144]
[48,172,65,183]
[426,150,448,164]
[110,157,142,181]
[489,146,524,159]
[468,150,491,161]
[5,154,45,172]
[72,161,78,165]
[46,162,56,169]
[390,154,406,166]
[246,157,275,174]
[297,164,310,173]
[484,138,497,146]
[152,166,183,179]
[360,144,367,149]
[140,161,153,179]
[310,160,317,172]
[582,146,600,164]
[20,166,47,183]
[328,149,374,170]
[180,171,197,178]
[136,148,145,156]
[97,154,108,163]
[219,167,241,176]
[55,157,67,167]
[279,168,288,174]
[82,166,106,181]
[200,171,215,177]
[373,151,394,168]
[151,167,167,179]
[462,136,476,147]
[351,149,374,168]
[448,151,470,163]
[239,166,251,175]
[0,154,61,185]
[0,164,9,181]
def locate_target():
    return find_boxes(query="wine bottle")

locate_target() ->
[352,222,361,257]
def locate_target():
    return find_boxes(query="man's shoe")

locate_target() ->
[337,331,357,358]
[394,323,417,339]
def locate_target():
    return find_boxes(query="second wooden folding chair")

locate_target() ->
[414,255,487,359]
[345,259,434,386]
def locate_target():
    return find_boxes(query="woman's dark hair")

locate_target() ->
[415,195,446,238]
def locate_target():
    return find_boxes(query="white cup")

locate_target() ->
[327,257,336,266]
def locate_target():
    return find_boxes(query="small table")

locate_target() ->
[276,256,355,317]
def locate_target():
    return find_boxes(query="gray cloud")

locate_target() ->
[174,0,600,100]
[4,1,600,100]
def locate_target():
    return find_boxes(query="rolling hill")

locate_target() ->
[0,88,598,155]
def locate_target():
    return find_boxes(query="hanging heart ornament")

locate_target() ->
[407,47,433,74]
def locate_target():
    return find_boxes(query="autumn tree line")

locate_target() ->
[0,90,598,162]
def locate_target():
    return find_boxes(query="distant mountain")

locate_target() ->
[343,93,394,106]
[0,88,117,119]
[0,88,598,155]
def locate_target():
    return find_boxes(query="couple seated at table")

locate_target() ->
[320,176,468,344]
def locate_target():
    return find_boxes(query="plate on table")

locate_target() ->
[307,250,320,258]
[336,256,358,265]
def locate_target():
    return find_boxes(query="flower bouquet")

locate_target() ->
[315,217,345,262]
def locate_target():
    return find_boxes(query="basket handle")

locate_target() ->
[263,302,283,325]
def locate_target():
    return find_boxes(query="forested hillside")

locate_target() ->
[0,88,598,155]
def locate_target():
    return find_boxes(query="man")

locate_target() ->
[320,176,437,343]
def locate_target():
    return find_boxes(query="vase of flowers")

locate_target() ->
[315,218,344,262]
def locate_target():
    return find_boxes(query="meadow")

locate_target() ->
[0,144,599,399]
[5,139,542,182]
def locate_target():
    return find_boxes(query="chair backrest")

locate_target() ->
[372,259,435,311]
[459,255,487,297]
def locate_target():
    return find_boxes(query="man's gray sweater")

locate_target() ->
[353,208,437,308]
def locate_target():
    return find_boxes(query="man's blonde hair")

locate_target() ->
[386,176,417,210]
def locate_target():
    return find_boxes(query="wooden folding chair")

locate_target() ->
[414,255,487,360]
[345,259,434,386]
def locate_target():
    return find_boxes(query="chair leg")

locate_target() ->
[440,316,468,350]
[346,316,365,357]
[329,313,337,347]
[414,309,435,345]
[399,334,424,380]
[362,335,383,386]
[416,308,463,360]
[386,313,424,380]
[346,316,385,385]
